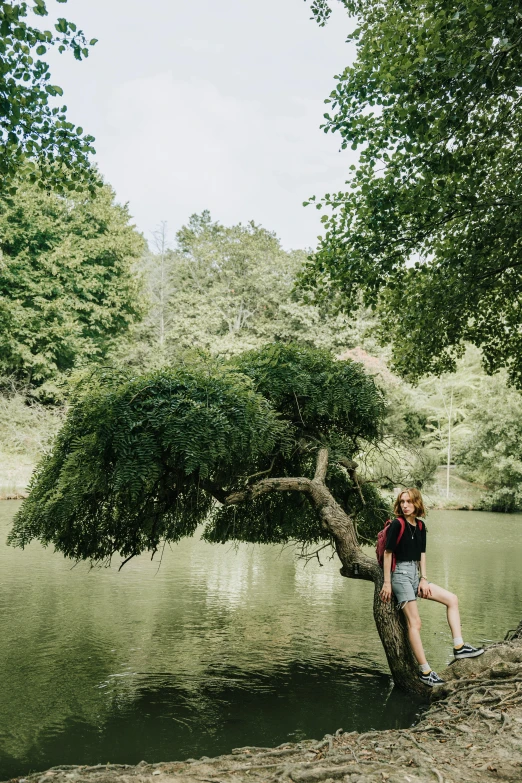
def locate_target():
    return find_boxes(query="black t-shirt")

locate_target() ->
[385,517,427,562]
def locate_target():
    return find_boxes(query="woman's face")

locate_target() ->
[400,492,415,517]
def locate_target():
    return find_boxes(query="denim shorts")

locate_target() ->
[391,561,419,607]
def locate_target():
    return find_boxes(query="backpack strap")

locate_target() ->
[397,516,423,537]
[390,517,406,573]
[395,516,406,544]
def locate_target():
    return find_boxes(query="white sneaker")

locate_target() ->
[419,670,444,687]
[454,643,484,660]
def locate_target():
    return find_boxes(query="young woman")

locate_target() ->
[380,488,484,686]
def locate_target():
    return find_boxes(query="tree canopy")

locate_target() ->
[128,211,360,367]
[301,0,522,386]
[1,0,98,194]
[0,176,144,393]
[455,370,522,511]
[9,343,388,563]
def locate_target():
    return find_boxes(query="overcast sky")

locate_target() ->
[45,0,357,249]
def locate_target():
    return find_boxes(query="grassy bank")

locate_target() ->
[422,466,487,510]
[0,453,35,499]
[0,392,63,499]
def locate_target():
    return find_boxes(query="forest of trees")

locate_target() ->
[2,183,522,512]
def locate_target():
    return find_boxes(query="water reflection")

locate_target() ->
[0,661,418,778]
[0,503,520,778]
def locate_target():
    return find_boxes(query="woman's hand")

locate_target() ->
[380,581,392,603]
[418,578,432,599]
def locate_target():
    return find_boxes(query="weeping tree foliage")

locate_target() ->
[9,343,388,564]
[8,362,287,562]
[207,343,389,545]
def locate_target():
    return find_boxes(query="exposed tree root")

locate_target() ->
[7,638,522,783]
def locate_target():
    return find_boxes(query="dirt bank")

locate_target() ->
[7,635,522,783]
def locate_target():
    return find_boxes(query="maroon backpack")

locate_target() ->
[375,516,423,572]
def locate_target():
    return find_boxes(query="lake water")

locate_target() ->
[1,502,521,779]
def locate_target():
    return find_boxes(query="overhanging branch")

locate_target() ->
[337,456,365,505]
[225,476,313,506]
[199,479,229,504]
[220,457,378,586]
[314,448,329,483]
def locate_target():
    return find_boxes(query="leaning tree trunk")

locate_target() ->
[308,449,426,695]
[226,449,427,695]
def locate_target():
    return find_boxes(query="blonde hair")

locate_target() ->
[393,488,426,519]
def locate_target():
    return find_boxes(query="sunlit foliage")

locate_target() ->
[0,176,145,395]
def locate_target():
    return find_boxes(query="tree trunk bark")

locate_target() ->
[307,456,426,695]
[225,448,427,695]
[510,618,522,641]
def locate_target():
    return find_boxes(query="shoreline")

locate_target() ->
[5,638,522,783]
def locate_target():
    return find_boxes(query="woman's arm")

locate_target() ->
[418,553,431,598]
[380,551,393,602]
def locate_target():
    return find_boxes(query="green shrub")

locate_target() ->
[477,488,522,514]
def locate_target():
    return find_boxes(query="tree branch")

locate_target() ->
[314,448,329,483]
[337,456,358,471]
[296,541,334,566]
[337,456,365,505]
[225,476,313,506]
[118,553,137,571]
[223,463,379,585]
[199,478,229,504]
[245,456,276,485]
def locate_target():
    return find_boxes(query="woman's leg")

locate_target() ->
[424,582,462,639]
[402,600,428,665]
